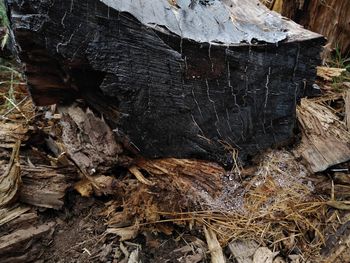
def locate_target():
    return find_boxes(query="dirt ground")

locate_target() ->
[39,192,210,263]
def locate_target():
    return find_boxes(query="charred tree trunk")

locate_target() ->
[5,0,324,166]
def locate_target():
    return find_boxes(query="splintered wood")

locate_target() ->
[98,158,225,240]
[133,158,224,194]
[296,99,350,172]
[346,90,350,130]
[0,204,31,226]
[204,226,225,263]
[20,165,78,209]
[317,67,347,81]
[0,141,20,208]
[0,222,55,262]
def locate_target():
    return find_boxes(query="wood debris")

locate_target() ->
[0,123,28,148]
[296,98,350,172]
[0,204,30,226]
[0,140,21,207]
[59,104,124,175]
[321,219,350,263]
[173,237,206,263]
[20,165,78,209]
[134,158,225,195]
[228,240,259,263]
[0,222,55,262]
[204,226,225,263]
[326,237,350,262]
[253,247,279,263]
[127,248,140,263]
[106,226,140,241]
[74,174,123,198]
[317,66,346,81]
[345,90,350,130]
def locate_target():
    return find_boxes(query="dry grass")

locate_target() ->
[152,151,336,260]
[0,62,33,123]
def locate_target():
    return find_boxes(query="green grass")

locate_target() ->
[327,44,350,92]
[0,1,8,27]
[0,1,23,115]
[0,62,22,100]
[329,45,350,70]
[0,0,8,49]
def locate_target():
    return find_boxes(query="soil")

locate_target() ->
[38,191,198,263]
[40,192,107,263]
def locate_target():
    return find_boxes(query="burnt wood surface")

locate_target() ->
[6,0,325,166]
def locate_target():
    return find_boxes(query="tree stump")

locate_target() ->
[6,0,325,166]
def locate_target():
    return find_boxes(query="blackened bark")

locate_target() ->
[6,0,325,166]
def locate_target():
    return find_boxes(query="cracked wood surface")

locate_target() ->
[6,0,324,165]
[0,222,55,262]
[101,0,321,44]
[19,165,78,209]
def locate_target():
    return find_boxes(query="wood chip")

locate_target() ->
[229,240,259,263]
[75,175,121,197]
[203,227,225,263]
[182,253,204,263]
[253,247,278,263]
[59,105,123,175]
[127,248,140,263]
[345,90,350,130]
[129,166,154,186]
[74,179,94,197]
[273,257,286,263]
[107,225,140,241]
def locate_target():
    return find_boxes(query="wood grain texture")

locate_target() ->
[20,165,78,209]
[297,99,350,173]
[0,222,55,262]
[266,0,350,54]
[6,0,325,165]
